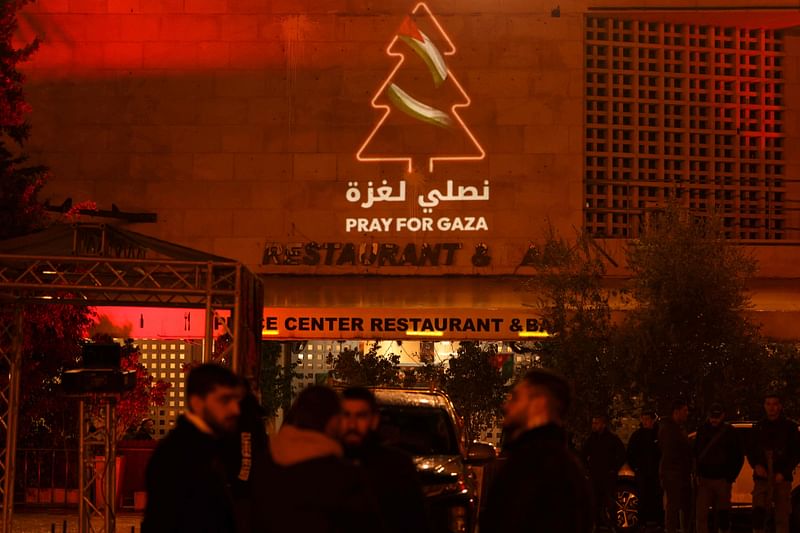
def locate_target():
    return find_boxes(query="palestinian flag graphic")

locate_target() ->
[357,3,485,173]
[397,16,448,88]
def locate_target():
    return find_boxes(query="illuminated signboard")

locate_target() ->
[262,308,553,340]
[347,2,490,235]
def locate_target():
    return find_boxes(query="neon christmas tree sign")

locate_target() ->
[346,3,490,235]
[356,2,486,174]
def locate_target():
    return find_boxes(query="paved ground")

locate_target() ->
[12,512,143,533]
[11,511,757,533]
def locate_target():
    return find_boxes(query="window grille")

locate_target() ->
[585,17,787,239]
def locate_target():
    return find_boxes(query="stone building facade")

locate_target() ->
[15,0,800,340]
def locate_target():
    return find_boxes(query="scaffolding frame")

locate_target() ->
[0,224,263,533]
[78,399,116,533]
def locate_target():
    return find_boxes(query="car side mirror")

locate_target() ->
[465,442,496,465]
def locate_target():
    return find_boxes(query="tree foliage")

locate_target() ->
[400,360,446,389]
[326,343,401,387]
[623,205,765,422]
[1,0,47,239]
[441,342,506,443]
[259,341,298,418]
[16,305,94,447]
[521,225,630,438]
[762,343,800,417]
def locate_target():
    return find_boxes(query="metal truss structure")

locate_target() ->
[0,224,263,533]
[78,399,116,533]
[0,310,22,533]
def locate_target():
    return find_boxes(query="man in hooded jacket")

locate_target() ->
[251,385,382,533]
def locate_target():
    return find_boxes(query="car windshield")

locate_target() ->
[377,405,460,456]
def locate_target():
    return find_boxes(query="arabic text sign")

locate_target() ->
[345,179,490,211]
[262,308,552,340]
[343,178,491,233]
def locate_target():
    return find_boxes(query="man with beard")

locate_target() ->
[143,363,242,533]
[338,387,429,533]
[480,368,593,533]
[252,385,382,533]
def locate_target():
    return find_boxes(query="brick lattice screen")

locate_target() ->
[584,17,787,239]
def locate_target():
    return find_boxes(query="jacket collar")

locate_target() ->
[185,410,215,436]
[507,423,567,451]
[269,424,343,467]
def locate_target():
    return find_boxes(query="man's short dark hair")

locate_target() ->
[286,385,341,433]
[671,399,688,412]
[641,409,657,418]
[592,413,609,422]
[765,392,782,402]
[342,386,377,412]
[521,368,572,420]
[186,363,239,399]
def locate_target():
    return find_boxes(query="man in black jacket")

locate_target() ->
[658,399,693,533]
[143,363,242,533]
[220,379,269,533]
[582,413,626,531]
[480,368,593,533]
[339,387,429,533]
[694,404,743,533]
[252,385,382,533]
[627,410,662,529]
[747,393,800,533]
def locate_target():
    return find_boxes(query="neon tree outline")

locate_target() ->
[356,2,486,174]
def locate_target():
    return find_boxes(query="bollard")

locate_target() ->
[131,527,135,533]
[63,519,67,533]
[51,524,55,533]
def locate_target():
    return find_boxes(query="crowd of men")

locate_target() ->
[582,397,800,533]
[141,363,800,533]
[142,364,428,533]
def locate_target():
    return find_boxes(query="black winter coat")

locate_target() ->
[220,391,268,489]
[627,425,660,479]
[346,436,429,533]
[581,429,626,481]
[658,418,692,476]
[747,416,800,481]
[220,391,269,533]
[694,422,744,483]
[142,416,236,533]
[480,424,593,533]
[251,425,383,533]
